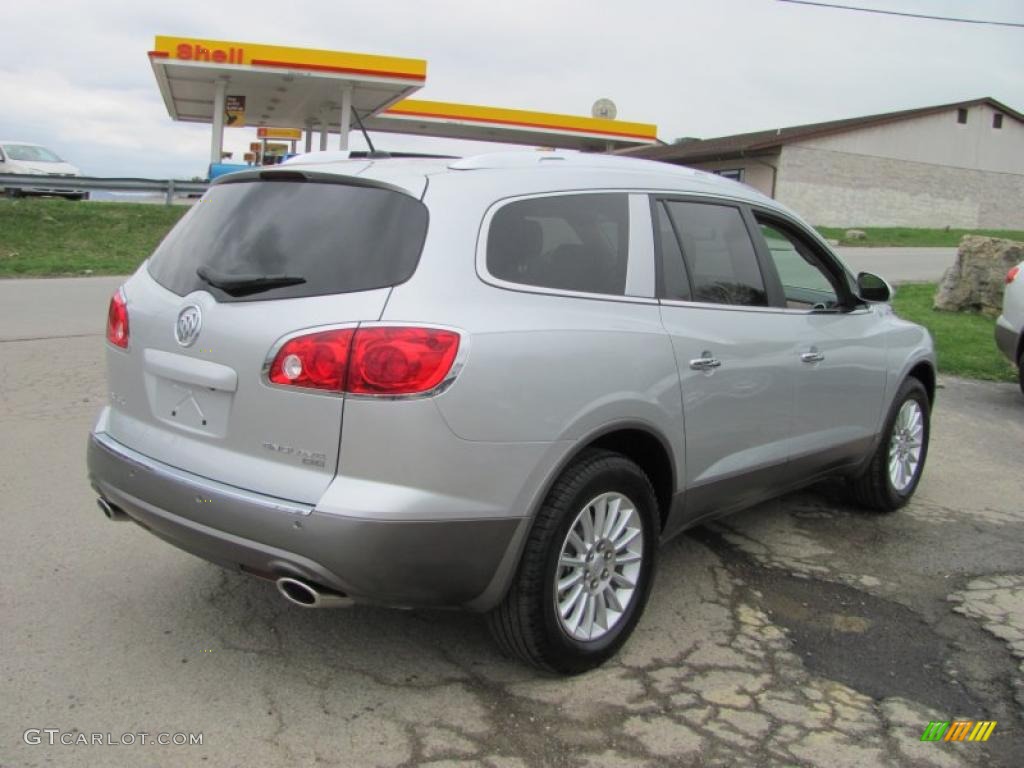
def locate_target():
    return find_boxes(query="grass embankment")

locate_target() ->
[892,283,1016,382]
[815,226,1024,247]
[0,197,186,277]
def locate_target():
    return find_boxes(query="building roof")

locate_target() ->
[631,97,1023,163]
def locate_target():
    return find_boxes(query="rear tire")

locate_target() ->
[488,449,658,674]
[850,377,930,512]
[4,188,22,199]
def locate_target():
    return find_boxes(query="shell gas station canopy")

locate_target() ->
[148,35,659,166]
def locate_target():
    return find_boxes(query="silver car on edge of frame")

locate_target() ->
[88,151,936,673]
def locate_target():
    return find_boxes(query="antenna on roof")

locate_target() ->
[351,108,390,159]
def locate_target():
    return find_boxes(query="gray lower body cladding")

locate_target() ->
[87,432,519,607]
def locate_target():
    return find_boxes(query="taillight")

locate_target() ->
[348,327,461,395]
[1007,265,1021,284]
[106,288,129,348]
[267,326,461,396]
[268,329,355,391]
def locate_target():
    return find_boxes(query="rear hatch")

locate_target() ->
[104,171,428,502]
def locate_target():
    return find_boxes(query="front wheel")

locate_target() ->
[1018,349,1023,396]
[488,449,659,674]
[850,377,930,511]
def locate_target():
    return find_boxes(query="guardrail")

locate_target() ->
[0,173,209,205]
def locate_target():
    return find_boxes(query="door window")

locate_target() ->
[654,202,692,301]
[757,220,842,310]
[661,201,768,306]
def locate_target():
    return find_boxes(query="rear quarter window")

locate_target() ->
[486,193,629,296]
[147,179,428,302]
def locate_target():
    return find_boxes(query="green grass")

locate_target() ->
[891,283,1016,382]
[815,226,1024,248]
[0,197,186,277]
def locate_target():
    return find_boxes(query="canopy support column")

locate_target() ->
[338,85,353,151]
[209,79,227,166]
[304,120,313,153]
[319,107,329,151]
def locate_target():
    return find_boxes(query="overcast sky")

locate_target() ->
[1,0,1021,178]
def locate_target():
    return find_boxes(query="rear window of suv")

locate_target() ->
[147,179,429,302]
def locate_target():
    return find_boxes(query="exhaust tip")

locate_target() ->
[276,577,319,607]
[97,498,128,521]
[275,576,353,608]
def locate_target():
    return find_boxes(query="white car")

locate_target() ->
[996,261,1024,393]
[0,141,87,200]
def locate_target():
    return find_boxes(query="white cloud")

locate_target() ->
[1,0,1021,177]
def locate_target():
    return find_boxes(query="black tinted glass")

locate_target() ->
[487,193,629,296]
[148,180,428,302]
[664,201,767,306]
[655,202,692,301]
[758,221,840,309]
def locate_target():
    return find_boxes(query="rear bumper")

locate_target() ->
[995,317,1019,364]
[87,431,521,608]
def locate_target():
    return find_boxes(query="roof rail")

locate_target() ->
[448,150,683,173]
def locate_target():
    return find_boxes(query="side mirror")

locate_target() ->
[856,271,892,303]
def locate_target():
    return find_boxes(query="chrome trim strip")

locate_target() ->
[658,297,872,316]
[92,431,314,517]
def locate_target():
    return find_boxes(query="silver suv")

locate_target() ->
[88,151,935,673]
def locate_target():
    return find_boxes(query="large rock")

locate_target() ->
[933,236,1024,315]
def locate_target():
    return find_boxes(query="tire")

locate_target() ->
[850,377,930,512]
[65,192,89,201]
[4,188,22,199]
[487,449,659,674]
[1018,349,1023,396]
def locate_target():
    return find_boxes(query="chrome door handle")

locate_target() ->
[689,352,722,371]
[801,348,825,364]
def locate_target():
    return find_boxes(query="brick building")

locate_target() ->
[632,98,1024,229]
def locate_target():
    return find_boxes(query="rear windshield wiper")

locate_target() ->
[196,265,306,296]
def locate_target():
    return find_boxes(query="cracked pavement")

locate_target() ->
[2,278,1023,767]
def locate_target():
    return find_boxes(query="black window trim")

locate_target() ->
[649,194,785,309]
[746,205,862,312]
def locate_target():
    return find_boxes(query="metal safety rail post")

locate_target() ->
[0,174,209,205]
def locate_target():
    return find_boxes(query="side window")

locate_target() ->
[757,220,841,309]
[486,193,629,296]
[663,201,768,306]
[654,202,691,301]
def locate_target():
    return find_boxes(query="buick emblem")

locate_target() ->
[175,305,202,347]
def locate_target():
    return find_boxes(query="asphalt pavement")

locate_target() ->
[2,276,1022,768]
[836,247,956,284]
